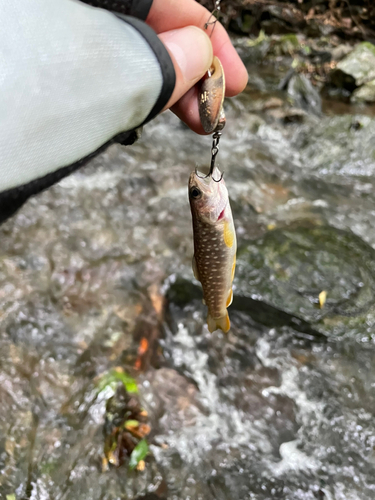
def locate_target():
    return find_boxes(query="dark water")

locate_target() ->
[1,47,375,500]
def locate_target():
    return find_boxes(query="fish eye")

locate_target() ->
[190,187,202,199]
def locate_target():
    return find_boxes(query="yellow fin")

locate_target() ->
[192,255,199,281]
[207,312,231,333]
[223,221,235,248]
[226,289,233,308]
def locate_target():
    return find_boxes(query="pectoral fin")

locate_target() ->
[207,312,231,333]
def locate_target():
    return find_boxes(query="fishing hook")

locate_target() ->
[208,130,223,181]
[194,130,224,182]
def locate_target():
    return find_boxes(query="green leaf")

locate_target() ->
[129,439,149,470]
[6,495,16,500]
[124,419,139,428]
[114,370,138,393]
[97,368,138,394]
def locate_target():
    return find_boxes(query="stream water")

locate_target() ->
[1,42,375,500]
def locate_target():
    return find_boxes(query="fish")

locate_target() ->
[188,166,237,333]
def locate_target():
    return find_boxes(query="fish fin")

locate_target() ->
[226,289,233,308]
[223,221,235,248]
[192,256,200,281]
[207,312,231,333]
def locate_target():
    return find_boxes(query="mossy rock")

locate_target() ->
[270,33,300,56]
[331,42,375,91]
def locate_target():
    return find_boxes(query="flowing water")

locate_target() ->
[1,44,375,500]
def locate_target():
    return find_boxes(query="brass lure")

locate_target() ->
[199,56,226,136]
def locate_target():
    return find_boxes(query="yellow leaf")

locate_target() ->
[136,460,146,471]
[319,291,327,308]
[102,456,109,473]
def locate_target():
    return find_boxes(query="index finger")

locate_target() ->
[146,0,248,97]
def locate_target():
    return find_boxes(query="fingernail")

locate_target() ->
[162,26,213,83]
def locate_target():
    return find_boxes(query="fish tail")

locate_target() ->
[207,312,231,333]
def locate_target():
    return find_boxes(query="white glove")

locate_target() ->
[0,0,174,199]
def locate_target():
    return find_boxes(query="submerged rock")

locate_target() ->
[235,223,375,339]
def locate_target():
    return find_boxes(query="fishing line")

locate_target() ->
[204,0,221,39]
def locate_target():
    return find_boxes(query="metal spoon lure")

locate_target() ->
[198,56,226,180]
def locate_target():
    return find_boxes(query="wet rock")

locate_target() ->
[228,11,256,35]
[268,106,307,124]
[235,223,375,339]
[287,74,322,116]
[261,96,284,110]
[331,42,375,91]
[351,79,375,103]
[237,31,271,64]
[306,46,332,65]
[141,368,205,433]
[293,113,375,180]
[261,4,305,35]
[331,44,353,62]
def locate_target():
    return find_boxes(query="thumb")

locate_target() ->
[158,26,213,111]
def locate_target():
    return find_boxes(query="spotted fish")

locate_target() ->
[188,166,236,333]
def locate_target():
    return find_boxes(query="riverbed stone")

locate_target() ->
[351,79,375,103]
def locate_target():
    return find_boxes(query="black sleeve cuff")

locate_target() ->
[117,16,176,125]
[79,0,154,21]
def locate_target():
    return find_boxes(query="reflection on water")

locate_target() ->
[1,48,375,499]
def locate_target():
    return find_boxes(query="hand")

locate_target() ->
[147,0,248,133]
